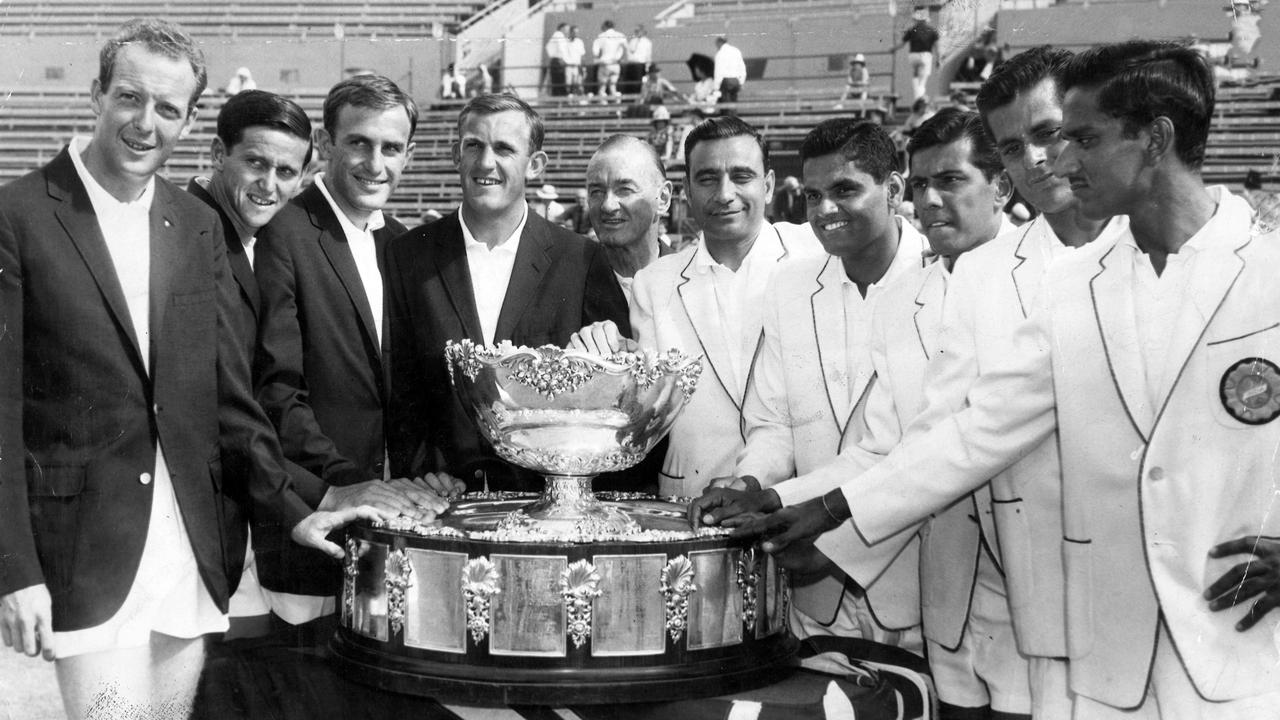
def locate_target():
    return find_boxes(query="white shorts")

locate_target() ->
[54,447,227,658]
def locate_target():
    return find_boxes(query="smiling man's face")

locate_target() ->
[321,103,415,227]
[685,134,774,246]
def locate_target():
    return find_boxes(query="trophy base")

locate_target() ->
[496,475,640,537]
[331,629,799,706]
[334,496,797,705]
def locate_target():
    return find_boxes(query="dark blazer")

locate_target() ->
[253,182,406,595]
[0,148,311,631]
[385,209,630,491]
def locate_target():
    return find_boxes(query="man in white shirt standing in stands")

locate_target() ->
[571,116,822,496]
[544,23,569,97]
[592,20,628,101]
[730,118,929,652]
[584,134,674,305]
[713,36,747,105]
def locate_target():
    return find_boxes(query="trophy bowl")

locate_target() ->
[330,342,798,705]
[443,340,703,537]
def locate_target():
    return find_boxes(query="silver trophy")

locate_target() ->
[444,340,702,537]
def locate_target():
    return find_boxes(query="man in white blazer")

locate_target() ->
[726,42,1280,718]
[732,119,928,648]
[571,115,822,496]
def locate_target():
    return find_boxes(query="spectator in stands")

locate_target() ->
[713,36,747,105]
[623,25,654,95]
[1242,169,1269,211]
[834,53,870,110]
[687,67,719,116]
[0,19,368,719]
[441,63,464,100]
[593,20,628,101]
[584,135,675,304]
[226,65,257,95]
[1231,0,1263,60]
[559,187,592,235]
[770,175,806,224]
[646,104,675,162]
[254,75,461,628]
[386,94,629,492]
[898,6,940,100]
[475,64,493,97]
[640,64,680,105]
[544,23,569,96]
[892,96,936,157]
[565,25,587,98]
[531,183,565,222]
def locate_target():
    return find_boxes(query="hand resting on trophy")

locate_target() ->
[568,319,638,356]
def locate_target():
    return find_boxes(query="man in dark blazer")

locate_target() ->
[187,90,314,607]
[387,94,630,492]
[0,19,360,719]
[254,75,450,619]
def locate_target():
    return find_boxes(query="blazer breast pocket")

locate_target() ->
[1204,322,1280,429]
[172,289,215,307]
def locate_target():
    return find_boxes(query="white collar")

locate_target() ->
[314,172,385,235]
[460,201,529,253]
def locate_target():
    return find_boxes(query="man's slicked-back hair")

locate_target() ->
[456,92,546,152]
[217,90,314,166]
[323,74,419,139]
[596,134,666,178]
[99,17,207,109]
[798,118,898,183]
[975,45,1073,121]
[907,107,1003,181]
[1059,40,1213,168]
[683,115,769,174]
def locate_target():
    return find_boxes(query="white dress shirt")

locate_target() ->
[714,42,748,86]
[461,203,530,345]
[315,173,386,346]
[691,224,780,388]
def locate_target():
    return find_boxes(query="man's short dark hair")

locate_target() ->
[975,45,1073,122]
[683,115,769,174]
[323,74,419,140]
[456,92,545,152]
[799,118,897,183]
[217,90,313,166]
[1059,40,1213,169]
[597,134,666,178]
[99,18,207,109]
[907,107,1003,181]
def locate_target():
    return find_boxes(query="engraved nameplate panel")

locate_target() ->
[591,553,666,656]
[403,549,467,653]
[687,548,743,649]
[352,540,389,641]
[490,554,568,657]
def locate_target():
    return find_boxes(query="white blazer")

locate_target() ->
[828,189,1280,706]
[631,222,822,496]
[736,221,928,631]
[939,214,1127,656]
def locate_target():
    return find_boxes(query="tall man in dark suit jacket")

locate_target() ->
[387,94,630,492]
[254,76,452,624]
[0,19,363,719]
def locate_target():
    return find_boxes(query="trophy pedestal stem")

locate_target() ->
[495,475,640,537]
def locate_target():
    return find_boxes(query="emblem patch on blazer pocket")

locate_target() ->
[1220,357,1280,425]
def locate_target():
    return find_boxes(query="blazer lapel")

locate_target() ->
[1009,221,1043,319]
[913,265,946,360]
[308,190,381,358]
[677,252,741,408]
[1090,243,1155,437]
[810,256,854,434]
[434,214,485,342]
[1154,236,1246,420]
[187,179,259,317]
[148,183,183,373]
[48,151,146,376]
[495,216,553,342]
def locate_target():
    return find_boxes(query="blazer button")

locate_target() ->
[1147,467,1165,481]
[139,472,152,485]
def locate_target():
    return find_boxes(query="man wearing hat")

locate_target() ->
[532,183,565,222]
[646,105,675,162]
[835,53,870,109]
